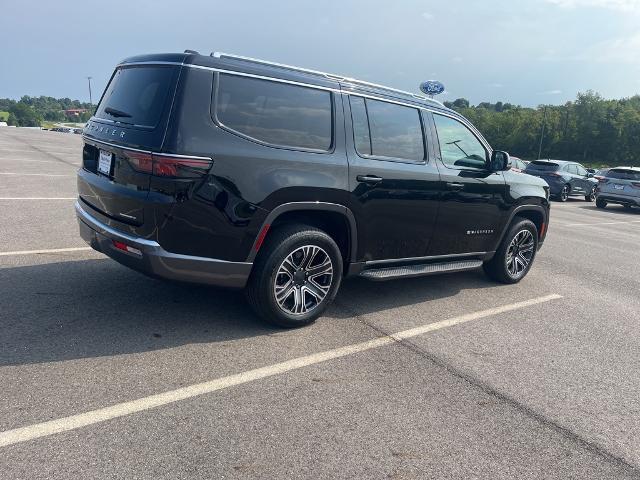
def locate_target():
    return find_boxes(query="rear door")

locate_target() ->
[566,164,584,193]
[79,64,181,225]
[427,112,507,256]
[343,93,441,262]
[574,164,594,193]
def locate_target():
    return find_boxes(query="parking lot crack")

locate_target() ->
[333,300,640,476]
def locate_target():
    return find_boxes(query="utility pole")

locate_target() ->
[537,106,547,160]
[86,76,93,105]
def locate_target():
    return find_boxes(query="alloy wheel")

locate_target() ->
[273,245,334,315]
[505,229,535,278]
[561,186,569,201]
[588,186,596,201]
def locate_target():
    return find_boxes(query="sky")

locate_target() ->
[1,0,639,107]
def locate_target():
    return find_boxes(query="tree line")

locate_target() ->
[444,91,640,167]
[0,96,93,127]
[2,91,638,167]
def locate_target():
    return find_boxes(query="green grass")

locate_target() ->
[0,111,9,122]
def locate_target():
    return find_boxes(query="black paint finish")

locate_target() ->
[76,51,550,287]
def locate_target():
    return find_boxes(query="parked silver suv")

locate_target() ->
[595,167,640,210]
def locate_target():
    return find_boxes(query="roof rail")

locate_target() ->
[211,52,444,107]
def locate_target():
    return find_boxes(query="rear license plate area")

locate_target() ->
[98,149,113,176]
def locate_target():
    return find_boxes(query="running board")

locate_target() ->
[359,260,483,281]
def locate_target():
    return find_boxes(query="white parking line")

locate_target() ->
[0,247,91,257]
[0,294,562,448]
[0,173,74,177]
[559,220,640,227]
[0,197,76,200]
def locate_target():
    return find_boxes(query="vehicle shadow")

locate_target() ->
[0,258,497,367]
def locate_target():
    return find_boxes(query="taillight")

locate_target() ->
[152,154,212,178]
[632,182,640,189]
[546,172,560,177]
[125,149,212,178]
[598,178,609,184]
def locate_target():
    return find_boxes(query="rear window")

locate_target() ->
[95,66,179,129]
[526,161,559,171]
[607,169,640,180]
[215,74,333,151]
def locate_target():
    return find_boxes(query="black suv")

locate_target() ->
[76,51,550,327]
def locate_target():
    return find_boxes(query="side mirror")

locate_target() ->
[587,172,594,178]
[490,150,511,171]
[586,168,596,174]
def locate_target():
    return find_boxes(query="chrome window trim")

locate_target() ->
[111,61,491,152]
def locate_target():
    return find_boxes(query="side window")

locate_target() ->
[215,73,332,151]
[576,165,587,176]
[349,96,371,156]
[432,114,488,169]
[349,96,425,162]
[567,164,578,174]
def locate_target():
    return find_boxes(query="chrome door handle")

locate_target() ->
[446,182,465,191]
[357,175,383,185]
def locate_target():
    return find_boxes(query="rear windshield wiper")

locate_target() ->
[104,107,132,118]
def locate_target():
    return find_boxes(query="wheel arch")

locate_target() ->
[494,205,548,249]
[246,202,358,264]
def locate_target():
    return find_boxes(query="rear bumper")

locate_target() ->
[76,200,252,288]
[596,193,640,206]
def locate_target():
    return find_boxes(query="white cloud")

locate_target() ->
[588,32,640,63]
[451,56,463,63]
[421,12,434,20]
[546,0,640,11]
[488,83,504,88]
[539,89,563,95]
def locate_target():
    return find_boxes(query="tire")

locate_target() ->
[245,224,343,328]
[585,186,597,202]
[557,184,570,202]
[623,204,633,211]
[483,218,538,284]
[595,197,607,209]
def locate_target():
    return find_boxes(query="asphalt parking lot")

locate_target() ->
[1,128,640,479]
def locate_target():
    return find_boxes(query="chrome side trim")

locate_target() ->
[365,251,487,267]
[76,201,248,265]
[81,135,212,160]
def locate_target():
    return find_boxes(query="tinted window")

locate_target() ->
[350,96,371,155]
[95,66,178,128]
[433,114,487,169]
[350,96,424,161]
[366,100,424,161]
[607,169,640,180]
[216,74,332,151]
[526,161,559,172]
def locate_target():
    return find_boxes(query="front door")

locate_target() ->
[426,112,508,256]
[343,93,441,262]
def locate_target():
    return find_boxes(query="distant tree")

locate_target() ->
[9,102,43,127]
[453,98,470,109]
